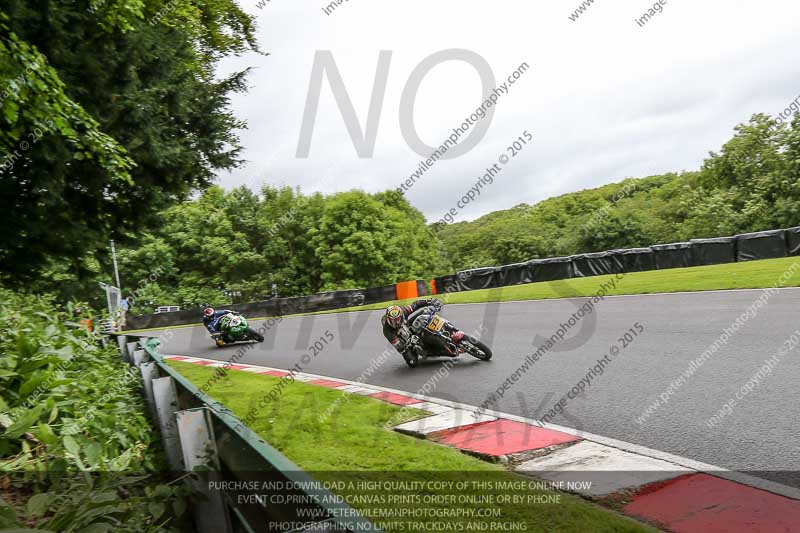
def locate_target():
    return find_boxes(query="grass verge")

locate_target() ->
[168,360,657,532]
[125,257,800,334]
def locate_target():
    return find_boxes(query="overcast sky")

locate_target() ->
[215,0,800,223]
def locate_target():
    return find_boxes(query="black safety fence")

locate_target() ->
[789,226,800,256]
[690,236,736,266]
[650,242,692,270]
[530,256,576,282]
[572,252,618,277]
[736,229,788,262]
[455,266,504,291]
[433,226,800,294]
[126,281,427,331]
[434,274,460,294]
[500,262,536,286]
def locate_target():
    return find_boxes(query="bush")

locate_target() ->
[0,289,186,531]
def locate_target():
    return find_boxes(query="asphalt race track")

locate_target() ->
[141,288,800,487]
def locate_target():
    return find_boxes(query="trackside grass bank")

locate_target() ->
[124,257,800,334]
[168,360,657,533]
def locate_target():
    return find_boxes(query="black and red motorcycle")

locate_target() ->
[395,303,492,368]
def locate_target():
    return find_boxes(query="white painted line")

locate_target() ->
[408,402,454,415]
[515,441,692,496]
[394,410,496,436]
[337,385,380,395]
[165,355,201,363]
[290,374,318,382]
[162,353,800,501]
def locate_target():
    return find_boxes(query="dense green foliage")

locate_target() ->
[116,186,444,311]
[0,289,185,531]
[435,114,800,269]
[0,0,258,283]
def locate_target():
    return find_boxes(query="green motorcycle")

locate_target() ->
[213,312,265,347]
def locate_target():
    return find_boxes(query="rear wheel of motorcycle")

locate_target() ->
[247,327,265,342]
[462,336,492,361]
[403,351,419,368]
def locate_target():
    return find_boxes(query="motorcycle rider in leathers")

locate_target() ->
[381,298,465,359]
[203,307,239,340]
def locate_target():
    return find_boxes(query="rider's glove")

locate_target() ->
[390,337,406,352]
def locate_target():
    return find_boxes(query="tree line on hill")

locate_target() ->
[435,114,800,269]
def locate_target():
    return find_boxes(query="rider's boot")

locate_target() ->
[443,340,459,356]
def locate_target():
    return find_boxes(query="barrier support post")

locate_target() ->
[132,349,149,367]
[152,376,184,470]
[126,341,139,363]
[116,335,127,360]
[176,408,232,533]
[140,362,158,417]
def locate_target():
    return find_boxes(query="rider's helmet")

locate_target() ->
[203,307,214,320]
[384,305,404,329]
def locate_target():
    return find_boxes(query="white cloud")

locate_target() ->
[216,0,800,222]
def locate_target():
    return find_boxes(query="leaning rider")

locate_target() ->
[203,307,238,337]
[381,298,465,357]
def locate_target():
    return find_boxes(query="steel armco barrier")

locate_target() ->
[115,334,381,533]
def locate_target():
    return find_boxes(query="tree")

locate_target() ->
[773,116,800,227]
[578,212,651,252]
[0,1,259,285]
[312,191,438,291]
[0,13,135,281]
[490,234,548,264]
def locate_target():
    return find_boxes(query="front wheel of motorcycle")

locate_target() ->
[403,351,419,368]
[247,327,265,342]
[461,336,492,361]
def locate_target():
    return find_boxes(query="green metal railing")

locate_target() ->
[116,335,380,533]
